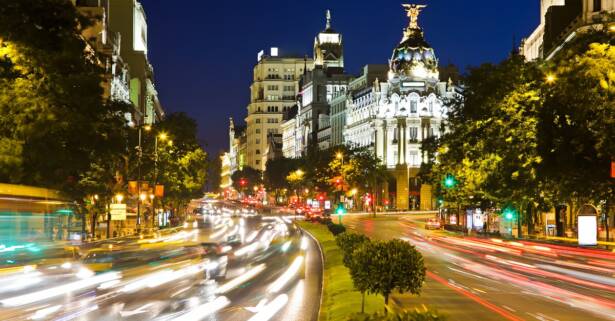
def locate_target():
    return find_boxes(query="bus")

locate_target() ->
[0,183,81,245]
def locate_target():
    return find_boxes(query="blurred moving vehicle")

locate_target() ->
[425,218,442,230]
[199,242,228,280]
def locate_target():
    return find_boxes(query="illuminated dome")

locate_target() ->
[389,4,439,82]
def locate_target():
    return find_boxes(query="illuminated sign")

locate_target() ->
[402,81,424,87]
[578,215,597,246]
[110,204,127,221]
[611,161,615,178]
[270,47,279,57]
[257,50,264,62]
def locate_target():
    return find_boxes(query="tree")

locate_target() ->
[145,112,208,218]
[0,0,129,200]
[353,239,426,312]
[231,167,262,195]
[264,157,303,203]
[342,148,390,214]
[207,151,223,192]
[336,232,371,313]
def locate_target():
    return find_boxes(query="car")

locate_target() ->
[425,218,441,230]
[199,242,228,280]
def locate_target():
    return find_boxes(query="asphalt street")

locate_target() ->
[343,214,615,321]
[0,205,322,321]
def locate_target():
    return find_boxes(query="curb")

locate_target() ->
[300,226,326,321]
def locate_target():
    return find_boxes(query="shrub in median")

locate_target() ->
[336,232,371,313]
[327,222,346,235]
[347,310,445,321]
[353,239,426,311]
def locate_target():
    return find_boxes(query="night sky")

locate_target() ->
[142,0,539,156]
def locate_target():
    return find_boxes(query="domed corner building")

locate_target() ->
[344,4,459,211]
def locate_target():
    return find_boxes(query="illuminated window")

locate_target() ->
[409,127,418,140]
[410,100,417,113]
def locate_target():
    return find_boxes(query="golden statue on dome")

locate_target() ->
[402,4,427,29]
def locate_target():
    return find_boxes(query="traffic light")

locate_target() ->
[336,204,346,215]
[437,197,444,206]
[443,174,457,189]
[503,207,516,220]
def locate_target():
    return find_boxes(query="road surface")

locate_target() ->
[343,214,615,321]
[0,205,322,321]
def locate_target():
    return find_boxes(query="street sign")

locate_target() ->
[324,201,331,210]
[110,204,127,221]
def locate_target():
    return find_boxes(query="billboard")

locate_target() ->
[578,215,597,246]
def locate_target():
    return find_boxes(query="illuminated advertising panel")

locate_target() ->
[578,215,597,246]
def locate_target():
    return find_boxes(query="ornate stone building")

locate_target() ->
[344,5,457,210]
[521,0,614,61]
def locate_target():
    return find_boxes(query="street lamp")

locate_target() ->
[545,73,557,84]
[115,193,124,203]
[152,131,169,229]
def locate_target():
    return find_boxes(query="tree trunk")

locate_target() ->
[361,292,365,313]
[384,294,389,314]
[372,184,377,218]
[527,203,535,236]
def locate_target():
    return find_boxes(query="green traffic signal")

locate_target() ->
[336,205,346,215]
[443,174,457,189]
[503,207,516,220]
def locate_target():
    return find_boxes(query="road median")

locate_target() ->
[298,221,383,321]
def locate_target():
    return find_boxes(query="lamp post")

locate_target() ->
[336,152,344,205]
[153,132,168,229]
[136,125,152,234]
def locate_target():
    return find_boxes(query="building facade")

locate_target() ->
[521,0,614,60]
[344,4,457,211]
[330,64,388,147]
[245,48,309,171]
[105,0,164,125]
[220,153,232,190]
[294,11,352,154]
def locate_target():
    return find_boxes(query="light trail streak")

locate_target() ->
[247,294,289,321]
[268,256,304,293]
[427,271,526,321]
[215,264,266,294]
[169,296,230,321]
[0,272,121,307]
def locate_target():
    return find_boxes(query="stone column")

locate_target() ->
[395,165,409,211]
[420,184,433,211]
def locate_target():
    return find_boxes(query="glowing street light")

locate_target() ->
[158,132,168,141]
[545,74,557,84]
[115,193,124,203]
[336,152,343,160]
[139,193,147,201]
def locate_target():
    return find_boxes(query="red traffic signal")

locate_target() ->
[239,178,247,187]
